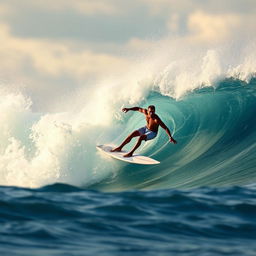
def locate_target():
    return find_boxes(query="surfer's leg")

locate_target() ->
[124,135,147,157]
[111,130,140,152]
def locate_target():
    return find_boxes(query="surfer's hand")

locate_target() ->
[170,137,177,144]
[122,108,129,113]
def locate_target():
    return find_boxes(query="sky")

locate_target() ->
[0,0,255,110]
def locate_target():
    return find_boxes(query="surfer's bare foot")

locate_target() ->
[111,147,122,152]
[124,152,133,157]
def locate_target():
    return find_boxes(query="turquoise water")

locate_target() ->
[1,77,256,255]
[92,77,256,191]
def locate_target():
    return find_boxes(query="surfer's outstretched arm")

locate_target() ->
[122,107,147,114]
[159,119,177,144]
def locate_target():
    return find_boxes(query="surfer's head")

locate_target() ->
[148,105,155,117]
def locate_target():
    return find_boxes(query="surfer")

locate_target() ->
[111,105,177,157]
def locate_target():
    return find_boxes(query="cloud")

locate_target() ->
[0,0,255,110]
[0,0,118,15]
[166,14,180,33]
[139,0,193,15]
[62,0,118,15]
[140,0,256,15]
[187,11,241,43]
[0,23,131,79]
[0,3,12,16]
[0,21,133,110]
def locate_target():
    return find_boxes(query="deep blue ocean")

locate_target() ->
[1,184,256,256]
[1,77,256,255]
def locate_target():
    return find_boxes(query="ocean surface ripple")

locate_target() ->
[1,184,256,256]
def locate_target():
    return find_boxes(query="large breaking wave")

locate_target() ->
[1,42,256,191]
[92,77,256,191]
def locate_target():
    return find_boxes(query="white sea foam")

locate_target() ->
[0,87,118,188]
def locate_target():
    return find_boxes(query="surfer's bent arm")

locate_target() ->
[159,119,177,144]
[122,107,147,114]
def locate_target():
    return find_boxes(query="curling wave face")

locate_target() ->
[91,77,256,191]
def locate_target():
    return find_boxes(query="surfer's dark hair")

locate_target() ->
[148,105,155,111]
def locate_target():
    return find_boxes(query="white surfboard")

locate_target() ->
[96,144,160,165]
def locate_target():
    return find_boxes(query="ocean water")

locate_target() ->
[0,184,256,256]
[1,45,256,254]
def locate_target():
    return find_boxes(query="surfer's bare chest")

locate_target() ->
[145,115,159,131]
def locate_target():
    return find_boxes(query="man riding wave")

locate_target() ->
[111,105,177,157]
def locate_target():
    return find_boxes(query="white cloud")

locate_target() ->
[0,23,131,80]
[167,14,180,33]
[187,11,241,43]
